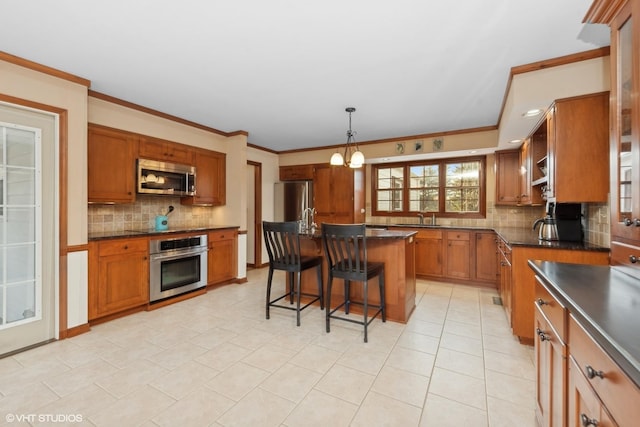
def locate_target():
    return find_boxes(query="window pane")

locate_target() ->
[409,189,438,212]
[377,189,403,212]
[377,167,404,189]
[409,165,438,187]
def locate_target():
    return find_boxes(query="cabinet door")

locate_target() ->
[552,93,609,203]
[88,125,137,203]
[280,165,313,181]
[313,166,333,216]
[331,167,355,219]
[96,251,149,318]
[495,150,521,205]
[445,231,470,279]
[416,236,443,277]
[567,357,616,427]
[183,149,226,206]
[474,231,498,283]
[208,231,237,284]
[519,140,532,205]
[534,306,566,427]
[610,4,640,242]
[139,137,192,164]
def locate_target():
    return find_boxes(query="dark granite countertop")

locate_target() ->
[381,224,609,252]
[301,228,417,240]
[528,260,640,388]
[88,225,239,241]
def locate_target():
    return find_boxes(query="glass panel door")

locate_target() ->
[0,124,40,330]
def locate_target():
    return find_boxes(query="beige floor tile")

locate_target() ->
[259,362,322,403]
[188,326,238,350]
[283,389,358,427]
[216,388,296,427]
[288,344,342,374]
[350,390,422,427]
[0,358,70,397]
[435,347,485,379]
[206,361,270,401]
[144,325,200,349]
[89,385,174,426]
[420,393,488,427]
[443,319,482,339]
[145,341,209,370]
[485,370,535,410]
[482,333,532,358]
[314,364,375,405]
[336,346,388,376]
[484,349,535,380]
[396,330,440,355]
[0,382,59,415]
[446,308,481,325]
[405,318,444,338]
[32,384,117,425]
[95,359,168,398]
[428,367,487,410]
[194,342,252,371]
[43,359,119,398]
[439,332,483,357]
[487,396,537,427]
[480,318,513,338]
[241,343,296,372]
[99,340,165,369]
[150,360,219,400]
[370,365,430,407]
[385,346,436,377]
[152,386,235,427]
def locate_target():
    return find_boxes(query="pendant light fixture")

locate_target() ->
[330,107,364,168]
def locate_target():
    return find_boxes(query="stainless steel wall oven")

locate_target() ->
[149,234,207,302]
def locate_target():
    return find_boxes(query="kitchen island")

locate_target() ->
[296,228,417,324]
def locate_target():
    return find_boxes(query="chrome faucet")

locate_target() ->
[417,213,425,225]
[432,214,436,226]
[302,207,317,231]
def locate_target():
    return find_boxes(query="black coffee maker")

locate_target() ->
[553,202,583,242]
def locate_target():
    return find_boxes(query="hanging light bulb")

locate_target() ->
[330,107,364,168]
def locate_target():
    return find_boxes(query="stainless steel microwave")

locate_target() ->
[137,158,196,196]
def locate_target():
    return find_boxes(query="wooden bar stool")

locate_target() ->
[262,221,323,326]
[321,223,385,342]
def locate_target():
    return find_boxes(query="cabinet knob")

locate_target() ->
[536,328,550,342]
[585,365,604,380]
[536,298,548,306]
[580,414,599,427]
[123,245,128,250]
[630,255,638,264]
[624,217,633,226]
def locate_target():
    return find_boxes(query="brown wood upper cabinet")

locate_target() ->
[538,92,610,203]
[181,148,226,206]
[495,149,521,205]
[88,124,138,204]
[279,164,314,181]
[313,164,365,225]
[139,135,193,165]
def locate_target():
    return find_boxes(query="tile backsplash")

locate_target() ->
[366,201,611,247]
[88,195,221,233]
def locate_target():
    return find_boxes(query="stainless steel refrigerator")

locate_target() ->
[274,181,313,222]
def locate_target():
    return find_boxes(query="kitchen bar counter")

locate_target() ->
[528,260,640,388]
[88,225,239,241]
[297,229,417,323]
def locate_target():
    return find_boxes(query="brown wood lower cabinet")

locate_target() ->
[88,237,149,321]
[208,229,238,285]
[510,247,608,343]
[534,279,566,427]
[396,228,497,287]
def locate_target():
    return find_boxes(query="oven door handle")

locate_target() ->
[150,249,207,262]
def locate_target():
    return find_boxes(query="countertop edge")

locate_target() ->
[89,225,240,241]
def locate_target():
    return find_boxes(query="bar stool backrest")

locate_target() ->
[263,221,302,272]
[322,223,368,281]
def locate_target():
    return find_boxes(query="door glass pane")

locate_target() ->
[0,124,40,330]
[618,17,633,221]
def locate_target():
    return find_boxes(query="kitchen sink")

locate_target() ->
[391,223,442,228]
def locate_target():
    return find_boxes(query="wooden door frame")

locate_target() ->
[248,160,262,267]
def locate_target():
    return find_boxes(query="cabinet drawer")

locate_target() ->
[610,241,640,268]
[569,315,640,427]
[446,231,470,241]
[209,230,236,242]
[417,229,443,239]
[99,238,148,256]
[534,276,566,341]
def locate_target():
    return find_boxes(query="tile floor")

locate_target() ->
[0,268,536,427]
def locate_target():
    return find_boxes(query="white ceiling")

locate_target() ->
[0,0,610,153]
